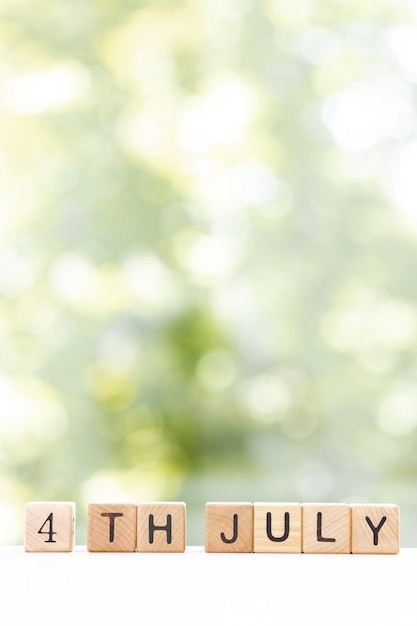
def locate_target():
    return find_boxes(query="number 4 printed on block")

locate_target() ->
[37,512,57,544]
[24,502,75,552]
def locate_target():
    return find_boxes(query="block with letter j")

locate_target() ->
[205,502,254,552]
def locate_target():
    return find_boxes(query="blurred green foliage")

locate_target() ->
[1,0,417,544]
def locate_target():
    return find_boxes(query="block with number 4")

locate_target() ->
[24,502,75,552]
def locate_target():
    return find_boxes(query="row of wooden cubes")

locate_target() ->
[24,502,187,553]
[24,502,400,554]
[207,503,399,554]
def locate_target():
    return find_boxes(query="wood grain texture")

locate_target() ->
[137,502,186,552]
[302,503,351,554]
[87,503,137,552]
[24,502,75,552]
[205,503,253,553]
[352,504,400,554]
[254,503,302,553]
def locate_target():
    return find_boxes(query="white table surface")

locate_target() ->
[0,546,414,626]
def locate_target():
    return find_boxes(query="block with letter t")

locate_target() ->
[24,502,75,552]
[87,503,137,552]
[205,502,254,552]
[136,502,186,552]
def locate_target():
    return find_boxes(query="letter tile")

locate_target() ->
[137,502,186,552]
[24,502,75,552]
[87,503,137,552]
[205,502,253,553]
[302,503,351,554]
[254,503,302,553]
[351,504,399,554]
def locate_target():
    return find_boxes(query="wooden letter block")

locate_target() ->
[205,502,253,553]
[87,503,137,552]
[352,504,400,554]
[302,503,351,554]
[137,502,186,552]
[24,502,75,552]
[254,503,302,553]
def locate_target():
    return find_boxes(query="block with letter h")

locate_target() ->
[137,502,186,552]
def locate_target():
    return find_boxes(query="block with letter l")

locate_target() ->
[302,503,351,554]
[136,502,186,552]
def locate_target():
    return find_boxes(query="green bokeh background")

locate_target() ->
[1,0,417,545]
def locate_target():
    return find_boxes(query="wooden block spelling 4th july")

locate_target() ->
[23,501,400,554]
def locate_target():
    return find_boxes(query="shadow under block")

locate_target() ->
[254,503,302,553]
[87,504,137,552]
[302,504,351,554]
[24,502,75,552]
[205,503,254,553]
[137,502,186,552]
[352,504,400,554]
